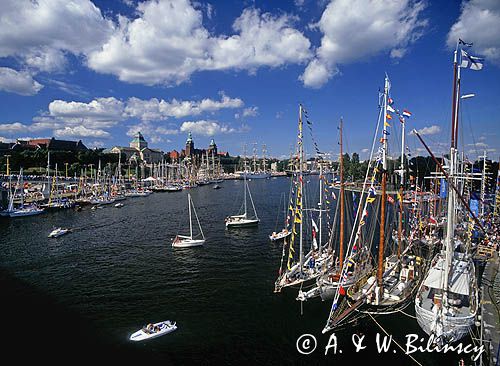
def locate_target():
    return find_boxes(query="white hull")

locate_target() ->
[269,230,291,241]
[129,321,177,341]
[226,217,259,227]
[172,238,205,248]
[414,252,478,343]
[238,172,271,179]
[9,208,44,217]
[415,302,475,343]
[48,228,69,238]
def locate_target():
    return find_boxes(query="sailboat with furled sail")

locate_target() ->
[414,40,481,344]
[274,104,332,292]
[297,118,371,302]
[344,75,425,312]
[322,75,424,332]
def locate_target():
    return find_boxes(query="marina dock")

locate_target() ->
[481,251,500,366]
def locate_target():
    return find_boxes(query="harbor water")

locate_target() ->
[0,177,470,364]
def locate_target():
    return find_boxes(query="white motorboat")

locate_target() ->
[115,203,124,208]
[129,320,177,342]
[269,228,291,241]
[48,227,70,238]
[172,193,205,248]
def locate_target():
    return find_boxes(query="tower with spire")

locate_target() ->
[130,131,147,150]
[208,138,218,155]
[185,132,194,156]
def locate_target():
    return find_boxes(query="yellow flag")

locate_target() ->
[367,197,376,203]
[384,120,391,127]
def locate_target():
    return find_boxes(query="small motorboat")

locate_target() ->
[213,184,221,190]
[48,227,70,238]
[129,320,177,342]
[115,203,124,208]
[269,228,292,242]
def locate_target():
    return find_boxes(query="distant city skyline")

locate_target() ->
[0,0,499,161]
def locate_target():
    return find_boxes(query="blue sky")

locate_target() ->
[0,0,499,161]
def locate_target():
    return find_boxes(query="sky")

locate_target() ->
[0,0,499,161]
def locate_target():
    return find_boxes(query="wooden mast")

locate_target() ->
[339,118,345,270]
[377,75,390,301]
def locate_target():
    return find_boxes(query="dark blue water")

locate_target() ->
[0,177,469,364]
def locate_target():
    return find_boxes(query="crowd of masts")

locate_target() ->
[274,40,498,352]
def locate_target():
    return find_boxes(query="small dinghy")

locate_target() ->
[115,203,124,208]
[48,227,70,238]
[129,320,177,341]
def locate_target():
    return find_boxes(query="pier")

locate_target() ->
[480,251,500,366]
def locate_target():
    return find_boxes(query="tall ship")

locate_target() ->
[237,143,271,179]
[414,40,481,344]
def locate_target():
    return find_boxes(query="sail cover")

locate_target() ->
[423,257,470,296]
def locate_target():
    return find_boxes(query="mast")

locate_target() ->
[444,44,461,303]
[20,167,24,207]
[263,144,267,173]
[47,151,50,200]
[188,193,193,239]
[376,75,390,302]
[319,159,323,253]
[481,150,487,217]
[339,118,345,270]
[253,143,257,173]
[398,101,406,258]
[244,166,247,217]
[299,104,304,272]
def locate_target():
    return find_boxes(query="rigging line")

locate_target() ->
[397,309,417,319]
[367,313,423,366]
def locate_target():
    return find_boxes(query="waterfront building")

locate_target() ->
[108,132,164,164]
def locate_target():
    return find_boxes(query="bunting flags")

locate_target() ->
[399,116,405,124]
[402,110,412,118]
[388,97,394,105]
[386,113,392,120]
[387,105,396,113]
[384,120,391,127]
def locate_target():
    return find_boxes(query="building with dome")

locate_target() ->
[108,132,164,164]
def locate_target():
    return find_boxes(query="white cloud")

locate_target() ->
[125,92,243,121]
[447,0,500,65]
[411,125,441,135]
[0,67,43,95]
[0,122,31,134]
[180,120,239,136]
[54,126,110,139]
[88,1,311,85]
[48,97,125,128]
[242,106,259,118]
[0,0,113,73]
[301,0,427,88]
[126,121,180,141]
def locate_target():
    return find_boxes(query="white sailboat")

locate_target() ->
[172,193,205,248]
[414,41,480,344]
[6,168,44,217]
[225,173,259,227]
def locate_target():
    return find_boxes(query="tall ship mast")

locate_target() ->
[414,40,482,344]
